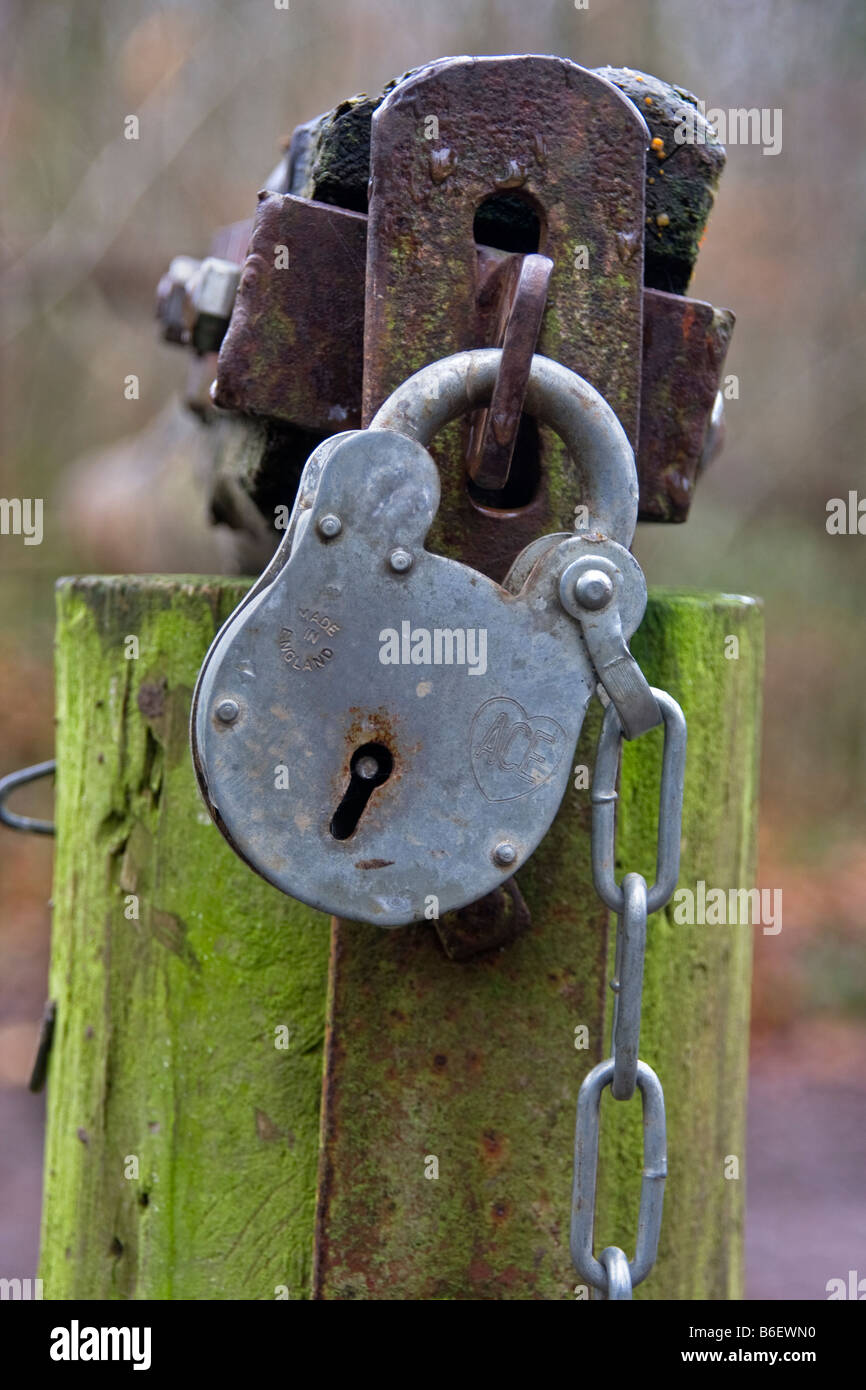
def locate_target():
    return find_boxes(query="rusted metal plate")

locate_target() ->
[360,56,647,580]
[638,289,734,519]
[312,56,644,1301]
[213,193,367,430]
[312,719,609,1301]
[362,56,648,438]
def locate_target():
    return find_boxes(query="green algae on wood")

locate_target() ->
[42,578,761,1300]
[314,590,763,1299]
[40,576,331,1300]
[595,590,764,1300]
[313,703,609,1300]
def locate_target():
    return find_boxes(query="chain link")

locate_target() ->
[571,686,686,1300]
[591,689,687,914]
[610,871,647,1101]
[570,1058,667,1296]
[599,1245,632,1300]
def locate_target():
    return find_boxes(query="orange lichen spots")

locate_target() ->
[656,213,670,228]
[651,137,664,152]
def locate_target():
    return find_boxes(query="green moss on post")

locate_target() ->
[313,702,610,1300]
[41,578,762,1300]
[596,590,764,1300]
[40,577,330,1300]
[315,591,763,1299]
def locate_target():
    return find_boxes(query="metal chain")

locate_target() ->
[0,759,55,836]
[570,687,686,1300]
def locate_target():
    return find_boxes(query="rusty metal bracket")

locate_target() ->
[358,56,647,579]
[211,208,732,525]
[639,290,733,515]
[213,195,367,429]
[313,55,651,1299]
[160,59,735,527]
[466,252,553,491]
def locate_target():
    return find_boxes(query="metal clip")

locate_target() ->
[570,1057,667,1296]
[0,759,56,835]
[562,553,661,739]
[591,688,686,915]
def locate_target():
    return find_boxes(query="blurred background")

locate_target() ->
[1,0,864,1299]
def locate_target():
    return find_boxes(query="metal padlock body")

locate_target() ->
[192,352,644,927]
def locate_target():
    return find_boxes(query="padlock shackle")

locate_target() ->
[369,349,639,547]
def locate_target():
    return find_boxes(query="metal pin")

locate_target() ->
[389,547,413,573]
[574,569,614,611]
[215,699,239,724]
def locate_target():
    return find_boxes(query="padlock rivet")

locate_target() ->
[574,569,614,611]
[493,841,517,867]
[389,547,413,573]
[317,513,343,539]
[215,698,240,724]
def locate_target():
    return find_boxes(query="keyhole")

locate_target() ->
[330,742,393,841]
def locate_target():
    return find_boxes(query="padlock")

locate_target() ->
[191,349,659,927]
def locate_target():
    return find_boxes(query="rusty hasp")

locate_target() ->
[360,55,646,577]
[639,289,734,518]
[466,252,553,492]
[163,59,734,532]
[363,56,648,444]
[213,230,732,524]
[213,193,367,430]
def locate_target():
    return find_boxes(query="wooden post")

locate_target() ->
[40,575,761,1299]
[40,578,331,1300]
